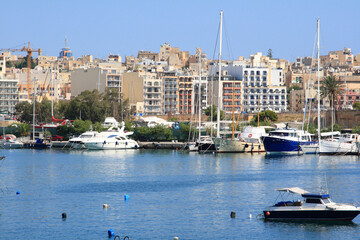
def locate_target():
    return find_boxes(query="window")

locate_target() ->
[306,198,322,204]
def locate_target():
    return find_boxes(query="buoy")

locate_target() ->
[248,133,253,138]
[124,195,129,201]
[230,211,236,218]
[266,211,270,216]
[108,229,115,237]
[249,213,252,218]
[174,237,179,240]
[103,204,109,208]
[62,213,67,219]
[16,191,20,195]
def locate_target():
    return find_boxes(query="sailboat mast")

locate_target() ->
[317,19,321,142]
[32,79,37,140]
[216,10,223,138]
[51,66,54,117]
[198,53,202,141]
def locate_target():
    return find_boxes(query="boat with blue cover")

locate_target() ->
[261,126,317,154]
[263,187,360,221]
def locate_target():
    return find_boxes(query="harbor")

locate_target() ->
[1,149,360,239]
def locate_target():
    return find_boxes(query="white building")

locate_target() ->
[209,60,287,113]
[191,75,208,114]
[142,73,163,115]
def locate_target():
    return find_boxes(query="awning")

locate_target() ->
[275,187,309,195]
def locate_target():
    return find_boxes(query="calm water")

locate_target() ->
[1,149,360,239]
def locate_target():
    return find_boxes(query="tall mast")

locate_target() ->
[198,52,202,140]
[32,78,37,140]
[216,10,223,138]
[317,19,321,142]
[51,65,54,117]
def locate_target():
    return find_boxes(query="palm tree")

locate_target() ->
[320,76,344,129]
[320,76,344,110]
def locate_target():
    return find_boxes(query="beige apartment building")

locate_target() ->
[178,75,193,114]
[142,72,163,115]
[37,56,57,70]
[162,72,179,115]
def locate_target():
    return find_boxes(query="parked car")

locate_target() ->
[51,135,64,141]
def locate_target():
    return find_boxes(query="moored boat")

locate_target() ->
[263,187,360,221]
[261,127,317,155]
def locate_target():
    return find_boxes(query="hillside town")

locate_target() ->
[0,40,360,122]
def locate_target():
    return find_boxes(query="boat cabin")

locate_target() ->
[273,187,332,207]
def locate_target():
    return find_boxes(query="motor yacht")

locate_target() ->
[263,187,360,221]
[261,126,317,155]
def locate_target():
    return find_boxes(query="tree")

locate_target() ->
[353,102,360,110]
[250,110,278,126]
[15,101,33,123]
[267,49,273,59]
[73,120,92,135]
[13,123,31,136]
[321,76,344,111]
[205,105,225,121]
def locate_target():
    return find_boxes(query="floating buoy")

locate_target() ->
[16,191,20,195]
[174,237,179,240]
[108,229,115,237]
[103,204,109,209]
[249,213,252,218]
[62,213,67,219]
[124,195,129,201]
[266,211,270,216]
[230,211,236,218]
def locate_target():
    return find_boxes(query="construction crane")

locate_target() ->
[0,42,42,99]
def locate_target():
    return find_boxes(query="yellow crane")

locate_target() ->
[0,42,42,98]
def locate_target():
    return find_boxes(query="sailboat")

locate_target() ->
[198,11,226,153]
[317,19,359,155]
[214,86,266,153]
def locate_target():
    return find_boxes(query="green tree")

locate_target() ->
[205,105,225,121]
[73,119,92,135]
[13,123,31,136]
[321,76,344,112]
[267,48,273,59]
[353,102,360,110]
[56,125,75,139]
[38,97,52,123]
[14,101,33,123]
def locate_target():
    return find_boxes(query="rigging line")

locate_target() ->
[223,17,234,61]
[212,20,221,60]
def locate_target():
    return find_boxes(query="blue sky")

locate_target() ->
[2,0,359,62]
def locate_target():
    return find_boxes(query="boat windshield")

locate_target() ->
[269,132,289,137]
[322,198,331,204]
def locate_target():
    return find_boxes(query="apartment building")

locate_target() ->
[0,56,19,113]
[192,75,208,114]
[162,72,179,114]
[142,72,163,115]
[71,68,106,98]
[37,56,57,70]
[178,75,193,114]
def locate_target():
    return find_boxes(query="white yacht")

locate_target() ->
[84,127,139,150]
[320,133,359,155]
[264,187,360,221]
[68,131,98,149]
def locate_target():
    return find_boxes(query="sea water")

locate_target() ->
[0,149,360,239]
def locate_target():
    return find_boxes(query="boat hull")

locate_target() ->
[85,141,139,150]
[198,143,216,153]
[214,138,265,153]
[320,140,359,155]
[262,136,316,155]
[263,210,360,221]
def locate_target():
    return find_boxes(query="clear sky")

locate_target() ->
[2,0,359,62]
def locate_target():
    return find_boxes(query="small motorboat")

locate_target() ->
[263,187,360,221]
